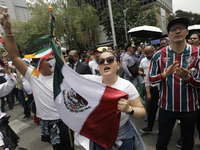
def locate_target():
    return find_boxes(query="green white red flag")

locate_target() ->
[0,37,5,48]
[51,39,128,149]
[33,8,129,149]
[24,46,54,72]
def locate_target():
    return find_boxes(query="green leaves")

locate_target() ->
[100,0,158,47]
[168,10,200,25]
[11,0,100,54]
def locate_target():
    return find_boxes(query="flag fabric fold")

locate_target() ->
[0,37,5,48]
[33,9,129,149]
[24,46,54,72]
[51,38,128,149]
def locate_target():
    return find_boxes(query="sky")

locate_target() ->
[173,0,200,14]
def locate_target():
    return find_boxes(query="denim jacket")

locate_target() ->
[90,119,146,150]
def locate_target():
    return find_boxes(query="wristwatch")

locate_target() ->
[127,107,134,115]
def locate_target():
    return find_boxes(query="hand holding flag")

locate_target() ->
[32,6,131,149]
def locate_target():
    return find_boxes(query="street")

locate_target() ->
[5,101,200,150]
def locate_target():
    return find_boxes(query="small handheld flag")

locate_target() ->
[0,37,5,48]
[24,46,54,72]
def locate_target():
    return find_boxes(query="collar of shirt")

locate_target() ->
[73,61,78,70]
[168,43,189,51]
[125,52,132,57]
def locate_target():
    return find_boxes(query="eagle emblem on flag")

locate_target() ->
[63,88,91,113]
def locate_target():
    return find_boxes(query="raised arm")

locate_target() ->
[0,13,27,76]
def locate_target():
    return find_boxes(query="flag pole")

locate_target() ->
[108,0,117,47]
[48,5,73,148]
[2,47,7,52]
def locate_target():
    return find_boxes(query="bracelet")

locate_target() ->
[5,34,14,37]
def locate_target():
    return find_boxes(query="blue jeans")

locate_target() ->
[18,90,30,117]
[90,120,146,150]
[156,108,197,150]
[94,138,133,150]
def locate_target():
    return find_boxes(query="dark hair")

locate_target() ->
[160,37,167,42]
[99,51,119,62]
[70,49,80,59]
[108,46,114,51]
[191,31,200,40]
[114,48,120,53]
[137,45,142,49]
[82,53,87,58]
[125,44,132,52]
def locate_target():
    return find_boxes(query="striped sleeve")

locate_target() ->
[149,50,165,84]
[186,47,200,87]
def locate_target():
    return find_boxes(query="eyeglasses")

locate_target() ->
[169,26,186,32]
[190,38,198,40]
[97,56,115,65]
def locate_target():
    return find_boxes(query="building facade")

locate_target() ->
[140,0,172,32]
[76,0,172,31]
[76,0,172,46]
[140,0,172,12]
[0,0,31,22]
[76,0,107,16]
[0,0,31,33]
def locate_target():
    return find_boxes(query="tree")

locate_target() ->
[100,0,158,47]
[11,0,100,54]
[168,10,200,25]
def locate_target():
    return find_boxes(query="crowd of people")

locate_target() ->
[0,11,199,150]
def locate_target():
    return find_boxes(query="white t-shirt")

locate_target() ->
[0,132,3,147]
[139,57,151,83]
[89,60,98,75]
[84,75,139,126]
[25,67,60,120]
[0,74,17,97]
[21,75,32,95]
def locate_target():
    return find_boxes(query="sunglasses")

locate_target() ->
[97,56,115,65]
[169,26,186,32]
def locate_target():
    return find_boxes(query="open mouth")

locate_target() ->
[104,66,110,71]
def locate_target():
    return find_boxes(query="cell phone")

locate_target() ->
[0,6,8,14]
[0,57,5,67]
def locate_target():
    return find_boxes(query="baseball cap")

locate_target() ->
[92,49,100,54]
[167,17,189,33]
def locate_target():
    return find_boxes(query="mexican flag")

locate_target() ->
[25,46,54,72]
[51,39,128,149]
[0,37,5,48]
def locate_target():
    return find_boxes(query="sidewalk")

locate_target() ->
[5,101,200,150]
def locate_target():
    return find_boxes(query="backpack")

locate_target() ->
[0,116,28,150]
[0,75,6,84]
